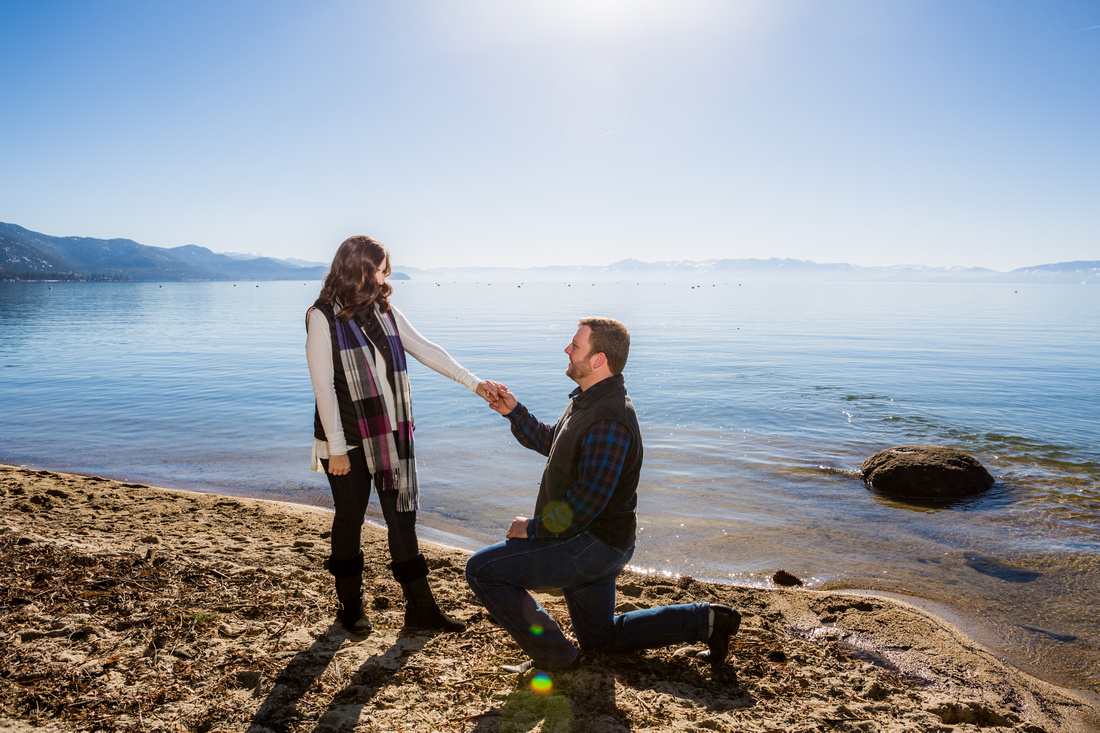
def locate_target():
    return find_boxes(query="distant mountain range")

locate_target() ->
[0,222,328,282]
[405,257,1098,285]
[1,222,1096,284]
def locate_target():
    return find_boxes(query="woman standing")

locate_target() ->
[306,235,493,635]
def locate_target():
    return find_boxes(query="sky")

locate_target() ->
[2,1,1097,271]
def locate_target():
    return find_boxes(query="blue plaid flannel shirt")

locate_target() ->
[505,385,633,541]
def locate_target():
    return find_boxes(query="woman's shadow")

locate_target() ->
[246,624,428,733]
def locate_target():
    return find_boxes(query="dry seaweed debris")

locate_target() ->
[2,465,1092,732]
[0,527,960,733]
[1,529,319,730]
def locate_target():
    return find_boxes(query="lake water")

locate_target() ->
[1,278,1097,693]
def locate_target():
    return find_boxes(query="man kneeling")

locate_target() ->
[466,317,740,673]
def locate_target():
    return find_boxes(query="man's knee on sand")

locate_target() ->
[464,553,480,587]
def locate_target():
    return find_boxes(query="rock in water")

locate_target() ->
[861,445,994,500]
[772,570,804,587]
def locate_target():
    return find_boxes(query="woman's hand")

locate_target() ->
[327,453,351,476]
[477,380,505,403]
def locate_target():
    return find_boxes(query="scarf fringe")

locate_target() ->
[375,468,418,513]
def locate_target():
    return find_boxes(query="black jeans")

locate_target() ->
[322,448,420,565]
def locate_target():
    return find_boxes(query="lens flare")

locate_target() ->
[541,501,574,533]
[530,673,553,695]
[530,624,544,636]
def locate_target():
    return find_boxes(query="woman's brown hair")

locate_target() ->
[318,236,393,320]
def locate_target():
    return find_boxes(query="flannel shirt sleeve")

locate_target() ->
[528,419,632,541]
[505,403,554,457]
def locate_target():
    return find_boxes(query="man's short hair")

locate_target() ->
[579,317,630,375]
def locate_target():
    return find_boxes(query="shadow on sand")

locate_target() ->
[466,654,751,733]
[246,624,429,733]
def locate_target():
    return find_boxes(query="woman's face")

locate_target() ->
[361,256,388,290]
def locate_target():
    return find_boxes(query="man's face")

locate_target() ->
[565,326,594,383]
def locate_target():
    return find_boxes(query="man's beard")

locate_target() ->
[566,357,590,382]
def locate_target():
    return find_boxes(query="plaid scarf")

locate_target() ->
[329,301,418,511]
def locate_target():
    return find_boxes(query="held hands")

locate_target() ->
[475,380,517,415]
[487,383,518,416]
[476,380,500,402]
[506,516,530,540]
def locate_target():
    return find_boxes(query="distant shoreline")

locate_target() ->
[4,221,1098,284]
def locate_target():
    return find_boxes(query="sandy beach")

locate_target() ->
[2,463,1097,733]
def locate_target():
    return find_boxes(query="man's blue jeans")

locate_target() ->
[465,532,710,670]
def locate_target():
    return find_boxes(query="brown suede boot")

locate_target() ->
[391,554,465,632]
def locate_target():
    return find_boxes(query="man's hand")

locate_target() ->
[489,384,518,416]
[327,453,351,476]
[506,516,530,539]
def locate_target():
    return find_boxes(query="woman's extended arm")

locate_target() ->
[390,306,493,399]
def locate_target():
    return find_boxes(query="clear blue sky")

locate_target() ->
[2,1,1097,270]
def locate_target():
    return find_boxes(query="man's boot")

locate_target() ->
[328,553,372,635]
[703,604,740,666]
[391,553,466,632]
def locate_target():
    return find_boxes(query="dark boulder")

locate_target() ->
[861,445,994,500]
[772,570,804,587]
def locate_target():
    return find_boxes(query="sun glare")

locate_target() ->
[527,0,722,38]
[439,0,746,48]
[540,0,678,36]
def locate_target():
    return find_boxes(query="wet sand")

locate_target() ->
[2,463,1098,732]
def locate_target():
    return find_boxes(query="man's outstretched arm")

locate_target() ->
[490,385,554,456]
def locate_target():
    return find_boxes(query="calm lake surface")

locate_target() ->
[2,278,1097,692]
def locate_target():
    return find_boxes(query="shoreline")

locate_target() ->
[2,463,1098,732]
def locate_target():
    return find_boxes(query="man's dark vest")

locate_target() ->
[534,375,643,551]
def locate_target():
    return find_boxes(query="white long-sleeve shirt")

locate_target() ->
[306,305,481,470]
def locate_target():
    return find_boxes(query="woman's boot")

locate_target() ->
[391,554,466,632]
[328,553,372,635]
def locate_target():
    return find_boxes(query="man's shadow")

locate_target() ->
[246,624,428,733]
[469,665,622,733]
[468,655,752,733]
